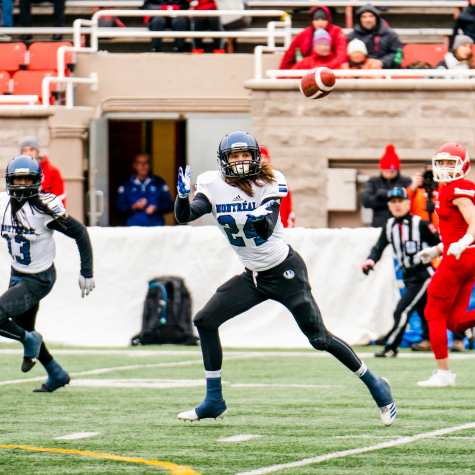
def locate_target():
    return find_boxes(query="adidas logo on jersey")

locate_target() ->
[233,195,243,202]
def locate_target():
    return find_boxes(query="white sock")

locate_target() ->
[205,370,222,379]
[438,369,452,378]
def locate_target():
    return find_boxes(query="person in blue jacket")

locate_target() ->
[116,153,174,226]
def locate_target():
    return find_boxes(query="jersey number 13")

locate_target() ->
[2,235,31,265]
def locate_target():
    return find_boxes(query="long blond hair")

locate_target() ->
[223,163,275,197]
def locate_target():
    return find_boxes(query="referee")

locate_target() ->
[361,187,441,357]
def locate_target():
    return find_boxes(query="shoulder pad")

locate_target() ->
[197,170,219,185]
[272,169,287,185]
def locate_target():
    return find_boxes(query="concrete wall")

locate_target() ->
[246,80,475,228]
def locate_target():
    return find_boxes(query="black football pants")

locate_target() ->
[0,266,55,366]
[194,247,364,373]
[385,277,430,351]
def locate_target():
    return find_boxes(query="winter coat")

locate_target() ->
[450,5,475,50]
[40,155,66,207]
[340,57,382,78]
[116,174,174,227]
[347,5,402,69]
[187,0,216,10]
[436,52,475,79]
[291,50,341,70]
[361,172,412,228]
[279,6,347,70]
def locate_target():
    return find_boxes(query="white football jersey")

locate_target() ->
[196,170,289,271]
[0,192,66,274]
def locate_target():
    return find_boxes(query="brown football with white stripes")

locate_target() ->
[300,67,336,100]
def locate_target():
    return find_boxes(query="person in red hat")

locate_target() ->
[259,146,294,228]
[361,144,411,227]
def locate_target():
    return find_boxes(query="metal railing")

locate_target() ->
[266,69,475,79]
[0,95,39,106]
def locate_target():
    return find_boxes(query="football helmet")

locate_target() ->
[6,155,43,202]
[217,131,261,178]
[432,143,470,183]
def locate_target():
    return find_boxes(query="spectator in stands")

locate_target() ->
[1,0,13,41]
[279,6,346,70]
[340,38,382,75]
[143,0,189,52]
[449,0,475,50]
[20,0,66,41]
[259,146,294,228]
[188,0,224,54]
[361,144,411,228]
[291,28,344,70]
[437,35,475,78]
[347,5,402,69]
[19,135,66,206]
[116,153,174,226]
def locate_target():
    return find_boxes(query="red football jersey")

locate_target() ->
[436,178,475,247]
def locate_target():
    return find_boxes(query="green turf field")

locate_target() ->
[0,344,474,475]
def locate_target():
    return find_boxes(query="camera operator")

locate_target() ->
[407,160,443,228]
[361,187,440,358]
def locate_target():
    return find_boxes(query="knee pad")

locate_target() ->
[309,332,332,351]
[193,305,220,331]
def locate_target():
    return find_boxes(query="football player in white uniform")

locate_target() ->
[175,131,396,426]
[0,155,95,392]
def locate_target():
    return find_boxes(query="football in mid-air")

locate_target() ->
[300,67,336,100]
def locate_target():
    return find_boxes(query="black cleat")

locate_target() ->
[21,357,37,373]
[375,348,398,358]
[33,374,70,393]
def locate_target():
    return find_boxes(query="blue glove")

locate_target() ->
[178,165,191,198]
[247,200,275,222]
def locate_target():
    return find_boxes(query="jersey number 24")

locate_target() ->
[217,215,266,247]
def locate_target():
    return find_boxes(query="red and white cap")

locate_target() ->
[432,142,470,183]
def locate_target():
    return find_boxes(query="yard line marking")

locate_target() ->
[0,353,267,386]
[434,436,475,440]
[333,435,403,439]
[0,445,200,475]
[234,421,475,475]
[70,379,208,389]
[231,384,344,388]
[219,435,264,442]
[55,432,100,440]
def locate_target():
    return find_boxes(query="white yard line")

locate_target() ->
[0,353,266,386]
[333,435,403,439]
[235,422,475,475]
[219,435,264,442]
[55,431,100,440]
[231,384,344,388]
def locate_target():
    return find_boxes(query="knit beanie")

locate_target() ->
[312,28,332,48]
[312,8,328,21]
[259,146,270,160]
[19,135,40,154]
[347,38,367,56]
[452,35,474,53]
[379,144,400,170]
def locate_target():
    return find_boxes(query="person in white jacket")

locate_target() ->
[436,35,474,79]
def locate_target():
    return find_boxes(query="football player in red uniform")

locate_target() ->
[417,143,475,387]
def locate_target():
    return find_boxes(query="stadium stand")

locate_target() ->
[28,42,74,71]
[401,43,448,68]
[0,72,11,94]
[12,70,57,103]
[0,43,27,72]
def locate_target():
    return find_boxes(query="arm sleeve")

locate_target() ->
[175,192,212,224]
[381,30,403,68]
[279,35,299,70]
[368,228,390,263]
[420,220,441,247]
[326,29,348,69]
[47,216,93,278]
[252,196,282,241]
[449,182,475,203]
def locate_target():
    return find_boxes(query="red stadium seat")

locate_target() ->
[12,70,57,104]
[28,42,74,71]
[0,43,27,73]
[0,71,11,94]
[401,44,448,69]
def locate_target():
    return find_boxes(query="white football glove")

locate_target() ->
[447,234,474,260]
[247,200,275,221]
[177,165,191,198]
[416,245,442,265]
[79,274,95,298]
